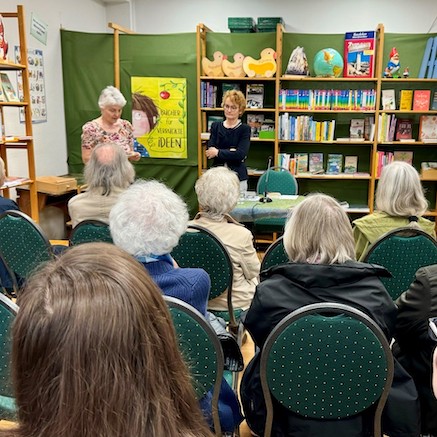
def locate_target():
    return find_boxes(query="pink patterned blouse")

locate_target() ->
[81,119,134,155]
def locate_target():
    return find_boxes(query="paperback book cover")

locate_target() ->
[343,31,376,78]
[327,154,343,174]
[207,115,223,131]
[393,150,413,165]
[432,91,437,110]
[222,82,241,94]
[294,153,308,174]
[413,90,431,111]
[419,115,437,140]
[0,73,19,102]
[399,90,413,111]
[381,89,396,110]
[344,156,358,173]
[246,84,264,109]
[395,119,413,140]
[309,153,324,173]
[349,118,365,139]
[247,114,264,138]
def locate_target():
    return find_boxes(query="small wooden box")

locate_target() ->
[36,176,78,195]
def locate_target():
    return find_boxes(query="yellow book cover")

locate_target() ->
[399,90,413,111]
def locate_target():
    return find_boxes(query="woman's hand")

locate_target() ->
[128,152,142,161]
[206,147,218,159]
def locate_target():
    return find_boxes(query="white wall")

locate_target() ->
[132,0,437,34]
[3,0,437,183]
[2,0,107,181]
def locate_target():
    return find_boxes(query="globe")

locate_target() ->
[313,48,344,77]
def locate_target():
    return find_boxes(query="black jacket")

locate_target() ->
[394,264,437,434]
[240,261,420,437]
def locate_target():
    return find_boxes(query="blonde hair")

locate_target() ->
[284,193,355,264]
[375,161,428,221]
[195,167,240,220]
[222,90,246,115]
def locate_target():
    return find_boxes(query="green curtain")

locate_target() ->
[61,30,199,215]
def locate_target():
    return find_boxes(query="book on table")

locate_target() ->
[413,90,431,111]
[419,115,437,141]
[246,84,264,109]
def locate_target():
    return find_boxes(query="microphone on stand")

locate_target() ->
[259,156,273,203]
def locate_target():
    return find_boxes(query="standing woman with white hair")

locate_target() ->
[81,85,141,163]
[353,161,436,261]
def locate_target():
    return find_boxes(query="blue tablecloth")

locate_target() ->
[230,196,305,222]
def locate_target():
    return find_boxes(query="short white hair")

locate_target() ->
[98,86,126,109]
[376,161,428,217]
[195,167,240,220]
[109,179,188,256]
[284,193,355,264]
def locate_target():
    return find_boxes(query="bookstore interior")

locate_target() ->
[2,9,437,229]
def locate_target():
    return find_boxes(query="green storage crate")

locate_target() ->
[257,17,284,27]
[228,17,257,33]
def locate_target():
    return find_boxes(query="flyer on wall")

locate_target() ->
[14,46,47,123]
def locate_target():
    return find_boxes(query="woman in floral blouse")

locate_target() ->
[81,86,141,163]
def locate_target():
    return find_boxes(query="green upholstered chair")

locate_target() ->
[363,226,437,300]
[0,293,18,420]
[260,236,288,271]
[171,224,241,335]
[69,219,113,246]
[260,302,394,437]
[165,296,223,435]
[255,166,298,236]
[0,210,54,293]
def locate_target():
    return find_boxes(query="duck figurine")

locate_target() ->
[201,51,226,77]
[243,48,277,78]
[222,52,246,77]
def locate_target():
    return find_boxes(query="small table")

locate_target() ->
[230,195,305,223]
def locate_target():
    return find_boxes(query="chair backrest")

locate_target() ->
[363,226,437,300]
[165,296,223,435]
[261,236,288,271]
[0,293,18,420]
[0,210,54,289]
[260,302,394,437]
[69,219,113,246]
[256,166,298,195]
[171,224,236,328]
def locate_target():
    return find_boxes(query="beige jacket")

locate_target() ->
[68,187,126,228]
[191,212,260,311]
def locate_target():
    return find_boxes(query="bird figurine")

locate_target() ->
[243,48,277,78]
[222,52,246,77]
[201,51,226,77]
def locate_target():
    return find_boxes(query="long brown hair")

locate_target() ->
[4,243,212,437]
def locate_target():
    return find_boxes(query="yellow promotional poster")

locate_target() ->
[131,77,187,159]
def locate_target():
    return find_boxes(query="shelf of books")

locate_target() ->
[196,22,437,220]
[0,6,39,221]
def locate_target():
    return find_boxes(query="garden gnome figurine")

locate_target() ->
[384,47,401,78]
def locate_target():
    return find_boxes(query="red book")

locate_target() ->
[413,90,431,111]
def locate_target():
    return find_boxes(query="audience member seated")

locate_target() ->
[109,179,243,433]
[68,141,135,228]
[0,242,212,437]
[353,161,436,261]
[394,265,437,436]
[192,166,260,312]
[240,193,420,437]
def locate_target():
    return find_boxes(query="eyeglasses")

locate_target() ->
[224,104,238,111]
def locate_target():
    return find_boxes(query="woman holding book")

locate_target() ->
[206,89,251,193]
[353,161,435,261]
[81,86,141,163]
